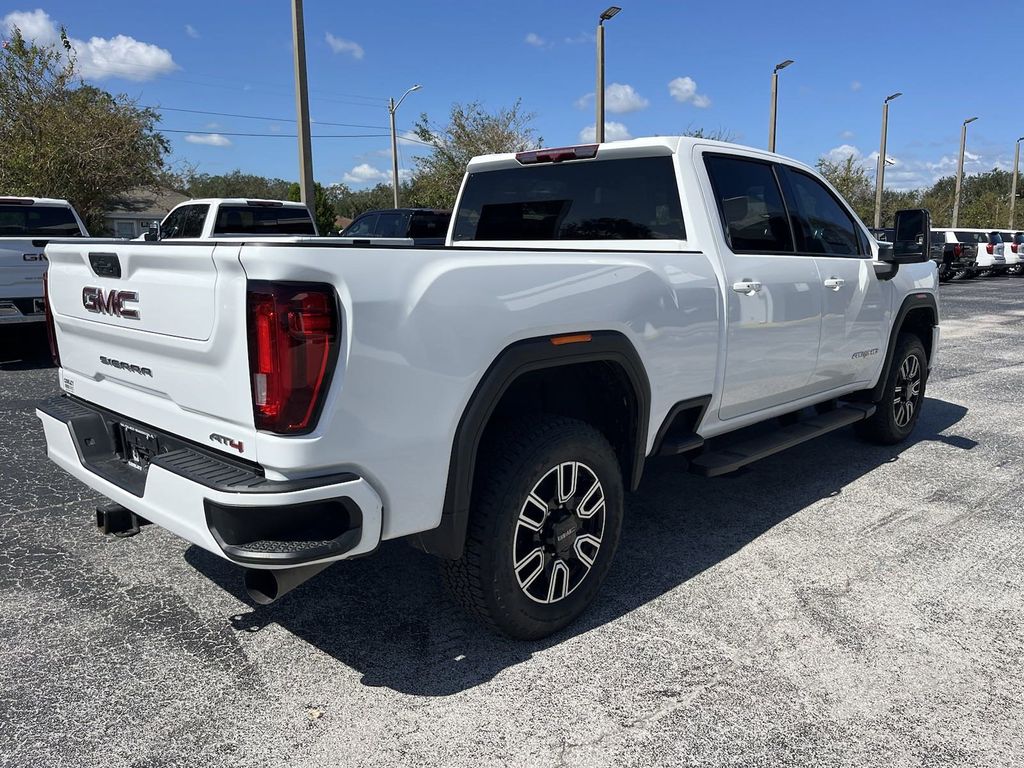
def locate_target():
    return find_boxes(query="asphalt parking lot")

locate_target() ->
[1,277,1022,768]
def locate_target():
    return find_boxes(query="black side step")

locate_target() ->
[688,404,875,477]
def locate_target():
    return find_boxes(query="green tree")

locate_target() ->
[286,181,336,234]
[816,154,874,223]
[178,169,293,201]
[0,26,168,232]
[682,126,736,142]
[411,100,541,209]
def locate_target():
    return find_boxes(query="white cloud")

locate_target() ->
[564,32,595,44]
[840,130,855,140]
[325,32,363,59]
[578,122,632,143]
[184,24,199,39]
[184,133,231,147]
[851,80,862,92]
[668,76,711,108]
[574,92,594,110]
[524,32,546,47]
[604,83,648,114]
[3,9,51,40]
[3,9,177,81]
[826,144,862,162]
[342,163,408,185]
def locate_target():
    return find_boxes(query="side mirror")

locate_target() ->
[880,209,931,264]
[143,221,161,241]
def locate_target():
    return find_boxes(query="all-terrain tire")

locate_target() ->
[442,416,623,640]
[854,333,927,445]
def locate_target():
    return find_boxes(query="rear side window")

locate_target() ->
[780,168,862,256]
[704,155,793,253]
[341,214,377,237]
[374,211,408,238]
[0,205,82,237]
[213,205,316,235]
[409,212,451,238]
[453,156,685,241]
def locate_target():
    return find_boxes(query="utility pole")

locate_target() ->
[768,59,793,153]
[291,0,315,215]
[595,6,621,143]
[873,92,902,229]
[388,85,422,208]
[951,117,977,228]
[1010,136,1023,229]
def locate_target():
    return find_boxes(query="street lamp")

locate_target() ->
[388,84,421,209]
[951,116,978,228]
[768,59,794,153]
[1010,136,1024,229]
[595,6,621,144]
[873,91,902,229]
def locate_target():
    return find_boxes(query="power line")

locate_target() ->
[148,105,391,131]
[161,128,432,145]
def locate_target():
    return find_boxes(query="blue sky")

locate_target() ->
[3,1,1022,191]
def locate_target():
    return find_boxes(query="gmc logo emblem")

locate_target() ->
[82,286,140,320]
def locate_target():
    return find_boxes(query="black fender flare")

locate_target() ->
[410,330,650,559]
[868,292,938,402]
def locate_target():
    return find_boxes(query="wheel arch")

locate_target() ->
[868,292,938,403]
[410,331,650,559]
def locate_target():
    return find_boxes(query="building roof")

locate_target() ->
[105,187,190,217]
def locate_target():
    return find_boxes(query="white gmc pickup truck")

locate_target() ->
[1,197,88,324]
[37,137,938,639]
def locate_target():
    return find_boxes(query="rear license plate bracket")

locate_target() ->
[118,423,160,472]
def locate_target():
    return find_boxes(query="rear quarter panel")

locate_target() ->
[239,243,721,540]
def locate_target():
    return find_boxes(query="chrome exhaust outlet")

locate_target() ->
[243,561,334,605]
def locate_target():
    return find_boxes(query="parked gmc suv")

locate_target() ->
[37,138,938,639]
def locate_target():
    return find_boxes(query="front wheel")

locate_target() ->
[855,333,927,445]
[442,416,624,640]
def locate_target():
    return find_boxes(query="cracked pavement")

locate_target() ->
[1,278,1022,767]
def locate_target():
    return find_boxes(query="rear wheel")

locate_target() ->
[442,416,623,640]
[855,333,927,445]
[937,263,954,282]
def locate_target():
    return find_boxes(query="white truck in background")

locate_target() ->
[0,197,88,325]
[143,198,317,240]
[36,137,938,639]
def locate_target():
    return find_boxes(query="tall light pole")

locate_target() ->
[873,91,902,229]
[768,59,794,153]
[388,84,421,209]
[1010,136,1023,228]
[952,116,977,228]
[290,0,315,213]
[595,6,621,144]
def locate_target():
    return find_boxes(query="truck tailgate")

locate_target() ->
[45,241,259,461]
[0,238,46,296]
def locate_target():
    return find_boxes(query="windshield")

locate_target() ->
[0,204,83,237]
[213,205,315,235]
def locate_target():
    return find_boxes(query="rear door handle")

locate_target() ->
[823,277,845,291]
[731,280,762,295]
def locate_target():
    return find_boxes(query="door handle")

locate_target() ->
[823,277,845,291]
[731,280,762,295]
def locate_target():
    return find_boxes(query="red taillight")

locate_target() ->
[987,243,994,255]
[1013,243,1019,254]
[953,243,962,258]
[43,271,60,366]
[246,282,338,434]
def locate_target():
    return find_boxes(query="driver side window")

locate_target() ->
[779,167,863,256]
